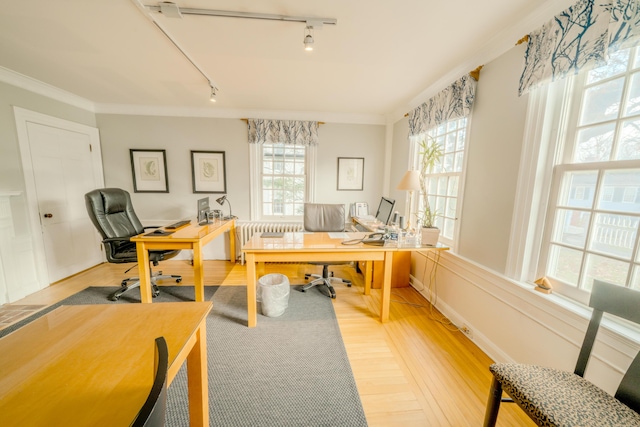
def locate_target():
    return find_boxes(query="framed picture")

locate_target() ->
[129,149,169,193]
[191,150,227,193]
[337,157,364,191]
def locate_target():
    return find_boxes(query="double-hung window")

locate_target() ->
[249,142,316,221]
[539,46,640,302]
[410,117,469,247]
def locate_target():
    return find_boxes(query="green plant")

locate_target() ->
[417,136,443,228]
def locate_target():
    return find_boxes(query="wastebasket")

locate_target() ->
[257,273,290,317]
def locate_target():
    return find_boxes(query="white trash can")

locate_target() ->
[257,273,290,317]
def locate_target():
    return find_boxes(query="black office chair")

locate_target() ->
[85,188,181,301]
[300,203,352,299]
[483,279,640,427]
[131,336,169,427]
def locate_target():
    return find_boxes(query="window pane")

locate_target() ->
[443,217,454,239]
[582,253,628,291]
[548,244,582,286]
[586,48,630,84]
[447,176,458,197]
[552,209,590,248]
[446,197,457,218]
[579,77,624,126]
[597,170,640,213]
[590,213,637,259]
[630,267,640,290]
[456,129,466,150]
[558,171,597,208]
[624,72,640,116]
[573,123,615,162]
[617,119,640,160]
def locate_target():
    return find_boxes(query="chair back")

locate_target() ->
[303,203,345,232]
[85,188,145,240]
[131,337,169,427]
[576,280,640,413]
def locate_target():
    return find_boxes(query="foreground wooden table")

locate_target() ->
[132,218,236,303]
[0,302,212,426]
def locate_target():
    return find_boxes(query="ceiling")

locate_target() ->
[0,0,570,124]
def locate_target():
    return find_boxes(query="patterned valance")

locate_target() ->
[247,119,319,146]
[408,74,477,136]
[519,0,640,96]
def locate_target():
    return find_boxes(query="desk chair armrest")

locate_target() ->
[102,236,132,244]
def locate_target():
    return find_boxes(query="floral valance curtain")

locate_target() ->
[519,0,640,96]
[408,74,477,137]
[247,119,319,146]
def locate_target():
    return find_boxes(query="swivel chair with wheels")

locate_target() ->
[85,188,182,301]
[300,203,352,299]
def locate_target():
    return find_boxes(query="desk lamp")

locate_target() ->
[396,170,421,229]
[216,195,235,220]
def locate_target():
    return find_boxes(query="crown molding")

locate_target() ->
[0,66,96,112]
[386,0,576,124]
[94,103,387,125]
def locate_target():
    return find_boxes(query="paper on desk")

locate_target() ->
[328,232,349,239]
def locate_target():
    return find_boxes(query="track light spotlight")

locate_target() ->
[209,86,217,102]
[303,26,314,51]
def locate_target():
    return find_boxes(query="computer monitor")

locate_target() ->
[197,197,210,224]
[375,197,395,225]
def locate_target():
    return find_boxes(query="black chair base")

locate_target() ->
[109,270,182,301]
[301,265,351,299]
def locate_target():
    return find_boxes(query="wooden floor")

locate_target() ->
[3,260,534,427]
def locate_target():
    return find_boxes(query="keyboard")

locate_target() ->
[165,220,191,229]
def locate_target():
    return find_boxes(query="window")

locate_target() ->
[539,46,640,302]
[410,117,469,246]
[249,142,316,221]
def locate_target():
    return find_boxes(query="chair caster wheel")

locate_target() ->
[300,288,306,292]
[176,278,182,283]
[121,281,127,286]
[109,295,120,301]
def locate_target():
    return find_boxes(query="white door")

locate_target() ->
[15,107,104,292]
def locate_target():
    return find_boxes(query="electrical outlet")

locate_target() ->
[460,324,473,338]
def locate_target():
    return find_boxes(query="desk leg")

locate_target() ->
[380,251,393,322]
[364,261,373,296]
[229,223,236,264]
[136,243,153,303]
[187,320,209,427]
[193,242,205,302]
[246,253,257,328]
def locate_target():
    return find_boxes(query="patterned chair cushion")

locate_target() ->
[490,363,640,427]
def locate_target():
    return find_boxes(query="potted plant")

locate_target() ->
[416,136,442,246]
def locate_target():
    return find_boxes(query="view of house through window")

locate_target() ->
[540,46,640,300]
[411,117,468,245]
[260,142,307,219]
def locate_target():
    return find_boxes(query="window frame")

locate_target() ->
[408,116,471,249]
[248,142,316,221]
[530,46,640,304]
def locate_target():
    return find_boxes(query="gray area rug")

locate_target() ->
[3,285,368,426]
[167,285,368,426]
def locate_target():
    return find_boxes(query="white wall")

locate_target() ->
[96,114,386,259]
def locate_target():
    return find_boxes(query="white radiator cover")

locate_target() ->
[237,221,303,263]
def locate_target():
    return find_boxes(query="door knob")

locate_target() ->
[44,213,53,218]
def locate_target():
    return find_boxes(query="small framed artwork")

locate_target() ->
[191,150,227,193]
[337,157,364,191]
[129,149,169,193]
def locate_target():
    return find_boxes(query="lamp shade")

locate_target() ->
[396,170,421,191]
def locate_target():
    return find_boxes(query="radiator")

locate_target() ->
[237,221,303,264]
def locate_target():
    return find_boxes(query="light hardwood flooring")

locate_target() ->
[2,260,534,427]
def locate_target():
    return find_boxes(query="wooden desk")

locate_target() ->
[242,232,393,328]
[352,216,410,288]
[132,219,236,303]
[0,302,212,426]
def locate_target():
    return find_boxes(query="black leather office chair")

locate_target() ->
[85,188,181,301]
[131,336,169,427]
[483,279,640,427]
[300,203,352,299]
